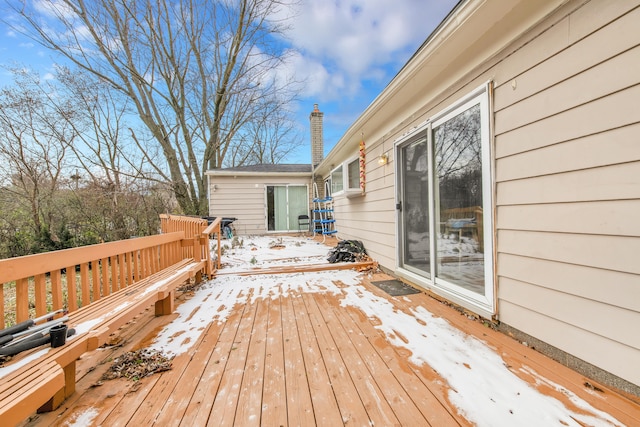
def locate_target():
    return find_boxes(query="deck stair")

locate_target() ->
[312,182,337,242]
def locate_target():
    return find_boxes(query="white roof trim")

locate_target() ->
[205,170,312,177]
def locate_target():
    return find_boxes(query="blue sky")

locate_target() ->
[0,0,458,164]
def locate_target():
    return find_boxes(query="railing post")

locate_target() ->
[193,237,202,283]
[16,278,29,324]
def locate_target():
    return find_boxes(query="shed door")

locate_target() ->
[266,185,308,232]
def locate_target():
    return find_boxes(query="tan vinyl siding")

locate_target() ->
[497,162,640,205]
[493,2,640,112]
[500,277,640,349]
[495,46,640,135]
[325,0,640,387]
[498,229,640,277]
[498,253,640,314]
[498,200,640,237]
[496,123,640,182]
[329,153,397,268]
[493,0,640,386]
[495,84,640,158]
[499,299,640,377]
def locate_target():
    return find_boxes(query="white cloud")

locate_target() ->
[281,0,457,103]
[281,50,349,100]
[33,0,78,20]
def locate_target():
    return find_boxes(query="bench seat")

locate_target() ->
[0,258,205,426]
[0,360,64,426]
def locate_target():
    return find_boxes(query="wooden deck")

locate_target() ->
[17,254,640,426]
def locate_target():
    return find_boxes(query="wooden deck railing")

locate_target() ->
[1,215,222,331]
[160,214,222,272]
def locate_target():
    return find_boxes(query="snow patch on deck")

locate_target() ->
[147,235,623,427]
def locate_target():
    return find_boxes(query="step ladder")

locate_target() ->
[312,181,337,242]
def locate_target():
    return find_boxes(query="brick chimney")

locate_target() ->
[309,103,324,169]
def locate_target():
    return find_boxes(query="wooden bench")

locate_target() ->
[0,215,222,426]
[0,360,64,425]
[0,258,205,426]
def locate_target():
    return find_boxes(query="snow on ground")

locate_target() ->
[63,407,99,426]
[214,235,329,273]
[149,235,622,427]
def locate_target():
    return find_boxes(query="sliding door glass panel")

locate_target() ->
[267,186,276,231]
[267,185,308,231]
[273,186,288,230]
[400,138,430,276]
[287,186,308,230]
[433,103,485,294]
[267,185,288,231]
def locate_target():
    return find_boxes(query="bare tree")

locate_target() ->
[53,66,166,239]
[434,103,483,209]
[9,0,301,215]
[434,103,482,182]
[0,70,74,249]
[228,97,302,166]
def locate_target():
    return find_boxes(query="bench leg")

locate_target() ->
[38,361,76,413]
[155,290,175,316]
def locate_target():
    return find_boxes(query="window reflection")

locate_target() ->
[401,138,430,276]
[434,104,485,294]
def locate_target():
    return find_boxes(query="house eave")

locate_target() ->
[206,170,312,178]
[315,0,566,177]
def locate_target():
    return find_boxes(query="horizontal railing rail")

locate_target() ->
[0,232,194,329]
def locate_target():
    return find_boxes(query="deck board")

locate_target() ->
[291,292,343,426]
[235,297,268,426]
[149,322,219,426]
[312,292,402,426]
[18,264,640,427]
[180,306,245,426]
[368,275,640,427]
[261,297,288,427]
[303,292,372,425]
[317,291,434,426]
[207,297,258,426]
[339,296,463,427]
[281,295,317,426]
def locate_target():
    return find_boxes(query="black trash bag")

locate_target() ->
[327,240,368,263]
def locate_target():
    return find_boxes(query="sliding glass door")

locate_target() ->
[397,85,493,313]
[266,185,308,232]
[399,138,431,277]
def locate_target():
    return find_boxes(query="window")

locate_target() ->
[397,84,494,315]
[330,165,343,194]
[347,158,360,190]
[329,157,362,197]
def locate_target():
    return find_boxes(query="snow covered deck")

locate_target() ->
[19,236,640,426]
